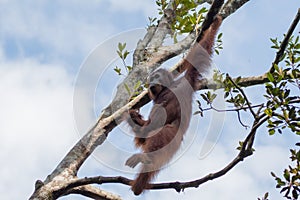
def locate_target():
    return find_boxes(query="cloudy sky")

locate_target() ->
[0,0,299,200]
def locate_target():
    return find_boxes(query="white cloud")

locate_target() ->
[0,57,79,199]
[107,0,157,17]
[0,0,299,199]
[214,0,299,77]
[0,0,116,62]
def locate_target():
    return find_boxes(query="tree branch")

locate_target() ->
[226,74,256,118]
[196,0,224,43]
[220,0,250,19]
[270,8,300,73]
[133,26,156,66]
[131,71,299,112]
[51,99,300,195]
[147,0,177,49]
[100,0,251,118]
[63,185,121,200]
[28,1,261,199]
[60,115,269,194]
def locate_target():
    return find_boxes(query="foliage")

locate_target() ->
[215,33,223,55]
[258,192,269,200]
[114,42,145,100]
[116,1,300,198]
[196,32,300,199]
[198,35,300,132]
[114,42,132,76]
[271,147,300,199]
[156,0,208,42]
[265,36,300,135]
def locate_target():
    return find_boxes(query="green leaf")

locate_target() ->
[117,50,122,58]
[200,93,210,104]
[218,33,223,39]
[224,91,229,98]
[292,189,298,199]
[264,108,273,117]
[294,43,300,49]
[210,93,217,102]
[196,99,201,107]
[235,76,241,83]
[273,63,279,72]
[124,83,131,95]
[193,110,203,117]
[267,72,275,83]
[118,42,126,51]
[215,49,219,55]
[114,66,122,75]
[283,169,290,181]
[270,38,278,45]
[280,186,289,194]
[269,129,275,135]
[123,50,130,59]
[271,172,276,177]
[264,192,269,199]
[295,35,299,44]
[134,80,141,90]
[126,66,132,72]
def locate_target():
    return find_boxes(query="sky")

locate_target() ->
[0,0,299,200]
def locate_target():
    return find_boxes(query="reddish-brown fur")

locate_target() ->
[126,15,222,195]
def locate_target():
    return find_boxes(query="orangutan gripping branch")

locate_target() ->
[126,15,222,195]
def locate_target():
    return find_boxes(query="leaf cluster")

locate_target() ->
[172,2,207,34]
[157,0,209,42]
[265,36,300,135]
[223,75,247,109]
[113,42,146,100]
[215,33,223,55]
[271,148,300,200]
[271,36,300,66]
[257,192,269,200]
[114,42,132,76]
[194,91,217,116]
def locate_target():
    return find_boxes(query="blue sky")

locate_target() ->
[0,1,299,200]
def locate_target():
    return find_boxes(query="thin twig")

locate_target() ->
[202,103,264,113]
[236,110,250,129]
[226,74,256,118]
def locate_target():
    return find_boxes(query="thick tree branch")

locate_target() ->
[100,0,179,119]
[133,26,156,66]
[147,2,176,49]
[220,0,250,19]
